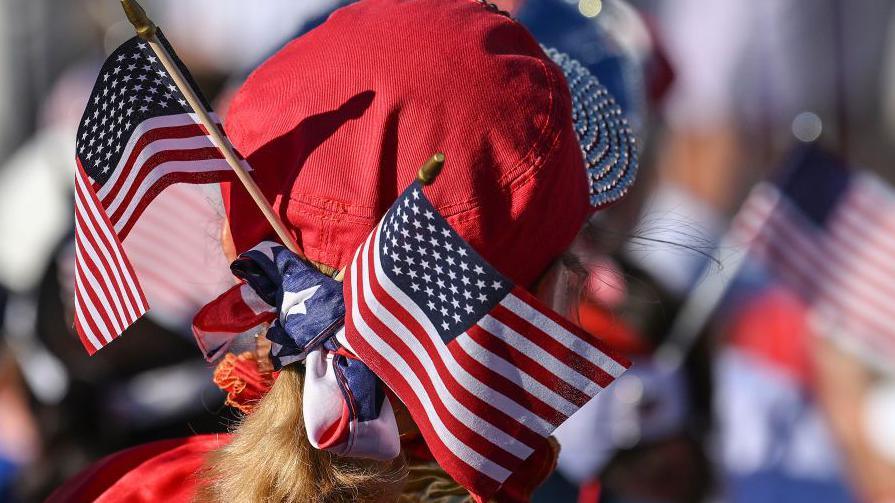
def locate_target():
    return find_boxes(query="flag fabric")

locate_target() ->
[734,145,895,371]
[74,32,240,354]
[123,185,232,330]
[193,242,401,460]
[343,181,631,500]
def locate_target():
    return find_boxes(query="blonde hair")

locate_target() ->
[196,365,408,502]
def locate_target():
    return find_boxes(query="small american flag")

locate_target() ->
[735,145,895,370]
[343,181,630,499]
[74,32,238,354]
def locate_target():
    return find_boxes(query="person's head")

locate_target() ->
[202,1,636,500]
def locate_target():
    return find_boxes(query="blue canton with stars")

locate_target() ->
[76,31,213,186]
[379,182,512,343]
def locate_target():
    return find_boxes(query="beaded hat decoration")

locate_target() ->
[544,47,639,209]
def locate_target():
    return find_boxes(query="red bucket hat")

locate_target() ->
[222,0,636,288]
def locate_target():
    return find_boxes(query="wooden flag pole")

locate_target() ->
[119,0,303,257]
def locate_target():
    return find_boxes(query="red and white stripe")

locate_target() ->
[123,184,233,329]
[93,113,240,239]
[736,176,895,364]
[344,220,629,499]
[74,161,148,354]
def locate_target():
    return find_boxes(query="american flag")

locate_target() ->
[74,32,238,354]
[735,145,895,369]
[343,181,630,499]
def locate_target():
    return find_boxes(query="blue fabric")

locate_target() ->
[230,243,384,421]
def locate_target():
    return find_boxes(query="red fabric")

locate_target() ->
[727,287,812,388]
[222,0,590,289]
[212,352,276,414]
[578,301,652,356]
[46,435,229,503]
[578,480,602,503]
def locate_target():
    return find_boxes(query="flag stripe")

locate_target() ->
[449,335,573,423]
[73,199,136,327]
[368,239,555,439]
[493,302,619,387]
[104,136,222,215]
[113,167,234,238]
[97,113,221,199]
[478,314,602,397]
[111,155,232,231]
[501,293,629,378]
[465,323,591,407]
[75,163,147,313]
[73,232,126,333]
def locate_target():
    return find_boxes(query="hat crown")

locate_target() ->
[224,0,590,287]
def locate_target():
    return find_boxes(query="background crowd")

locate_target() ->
[1,0,894,501]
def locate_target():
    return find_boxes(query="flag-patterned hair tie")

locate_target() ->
[544,47,639,209]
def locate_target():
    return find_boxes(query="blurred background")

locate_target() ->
[0,0,894,501]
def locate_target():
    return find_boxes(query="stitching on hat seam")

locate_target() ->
[288,192,378,215]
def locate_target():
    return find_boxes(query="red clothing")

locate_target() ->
[47,435,229,503]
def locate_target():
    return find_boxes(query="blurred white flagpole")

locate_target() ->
[653,189,780,372]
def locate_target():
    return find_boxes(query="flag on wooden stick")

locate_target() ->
[343,180,631,499]
[73,32,241,354]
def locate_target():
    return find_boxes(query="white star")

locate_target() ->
[412,189,420,199]
[281,285,320,318]
[459,262,469,271]
[478,293,489,302]
[441,320,450,331]
[464,305,474,314]
[410,282,420,291]
[424,210,434,219]
[392,265,403,275]
[474,265,485,275]
[441,228,451,237]
[458,248,468,257]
